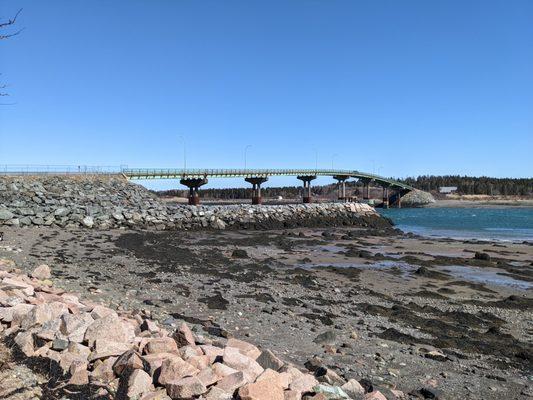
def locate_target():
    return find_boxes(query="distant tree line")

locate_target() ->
[154,176,533,198]
[403,175,533,196]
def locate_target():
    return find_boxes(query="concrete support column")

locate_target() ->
[297,175,317,203]
[333,175,348,202]
[382,186,389,209]
[360,178,372,201]
[245,177,268,205]
[397,190,402,208]
[180,178,208,205]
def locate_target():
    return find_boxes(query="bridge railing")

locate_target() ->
[0,165,124,175]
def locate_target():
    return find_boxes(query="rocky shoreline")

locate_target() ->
[0,259,389,400]
[1,225,532,400]
[0,176,387,230]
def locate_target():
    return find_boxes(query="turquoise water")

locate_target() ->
[380,207,533,242]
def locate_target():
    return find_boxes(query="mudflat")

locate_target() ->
[1,225,532,399]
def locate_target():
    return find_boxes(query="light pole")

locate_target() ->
[331,153,338,170]
[178,136,187,171]
[244,145,252,170]
[313,148,318,173]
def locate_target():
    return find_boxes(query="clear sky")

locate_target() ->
[1,1,532,189]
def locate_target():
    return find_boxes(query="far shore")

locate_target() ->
[427,198,533,208]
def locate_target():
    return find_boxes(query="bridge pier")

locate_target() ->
[360,178,372,201]
[396,189,402,208]
[180,178,208,205]
[245,177,268,205]
[333,175,348,202]
[297,175,316,203]
[382,186,389,209]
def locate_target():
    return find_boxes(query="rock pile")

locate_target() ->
[398,190,435,207]
[0,258,394,399]
[0,176,387,230]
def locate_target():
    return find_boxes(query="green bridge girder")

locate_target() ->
[122,168,414,191]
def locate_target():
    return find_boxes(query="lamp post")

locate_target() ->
[244,145,252,170]
[331,153,338,170]
[178,135,187,171]
[313,148,318,173]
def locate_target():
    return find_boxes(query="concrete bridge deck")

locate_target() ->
[122,168,413,207]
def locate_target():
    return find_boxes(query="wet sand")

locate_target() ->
[0,226,532,399]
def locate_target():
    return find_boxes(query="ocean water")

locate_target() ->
[379,207,533,242]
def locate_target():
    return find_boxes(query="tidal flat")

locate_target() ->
[1,225,532,399]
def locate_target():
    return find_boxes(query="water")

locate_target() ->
[441,265,532,290]
[380,207,533,242]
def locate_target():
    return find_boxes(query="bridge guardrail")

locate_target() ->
[0,165,124,175]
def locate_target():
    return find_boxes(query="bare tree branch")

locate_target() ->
[1,9,23,101]
[0,8,22,29]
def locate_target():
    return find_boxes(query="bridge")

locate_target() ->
[122,168,414,207]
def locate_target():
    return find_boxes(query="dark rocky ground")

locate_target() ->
[1,225,532,399]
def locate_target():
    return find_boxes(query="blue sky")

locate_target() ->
[1,1,531,189]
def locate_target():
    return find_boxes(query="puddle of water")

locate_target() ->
[441,265,532,290]
[310,245,345,254]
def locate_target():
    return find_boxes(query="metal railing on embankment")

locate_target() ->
[0,165,125,176]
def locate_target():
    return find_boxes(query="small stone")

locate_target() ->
[172,322,196,347]
[52,338,69,351]
[90,305,117,319]
[223,347,264,382]
[31,264,51,280]
[166,376,207,398]
[197,366,220,386]
[474,252,491,261]
[144,337,179,354]
[315,366,346,386]
[82,216,94,228]
[205,387,233,400]
[342,379,365,397]
[313,330,337,345]
[255,349,284,372]
[283,390,300,400]
[126,369,154,399]
[226,338,261,359]
[238,379,284,400]
[364,391,388,400]
[69,360,89,386]
[215,371,247,393]
[289,374,318,393]
[113,350,146,376]
[158,355,199,386]
[231,249,249,258]
[14,331,34,356]
[21,302,69,330]
[84,313,135,348]
[91,356,118,383]
[60,312,94,343]
[89,340,133,361]
[256,369,290,389]
[141,319,160,333]
[0,210,14,220]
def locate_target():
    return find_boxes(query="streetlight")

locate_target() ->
[178,136,187,171]
[244,145,252,170]
[331,154,338,170]
[313,148,318,173]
